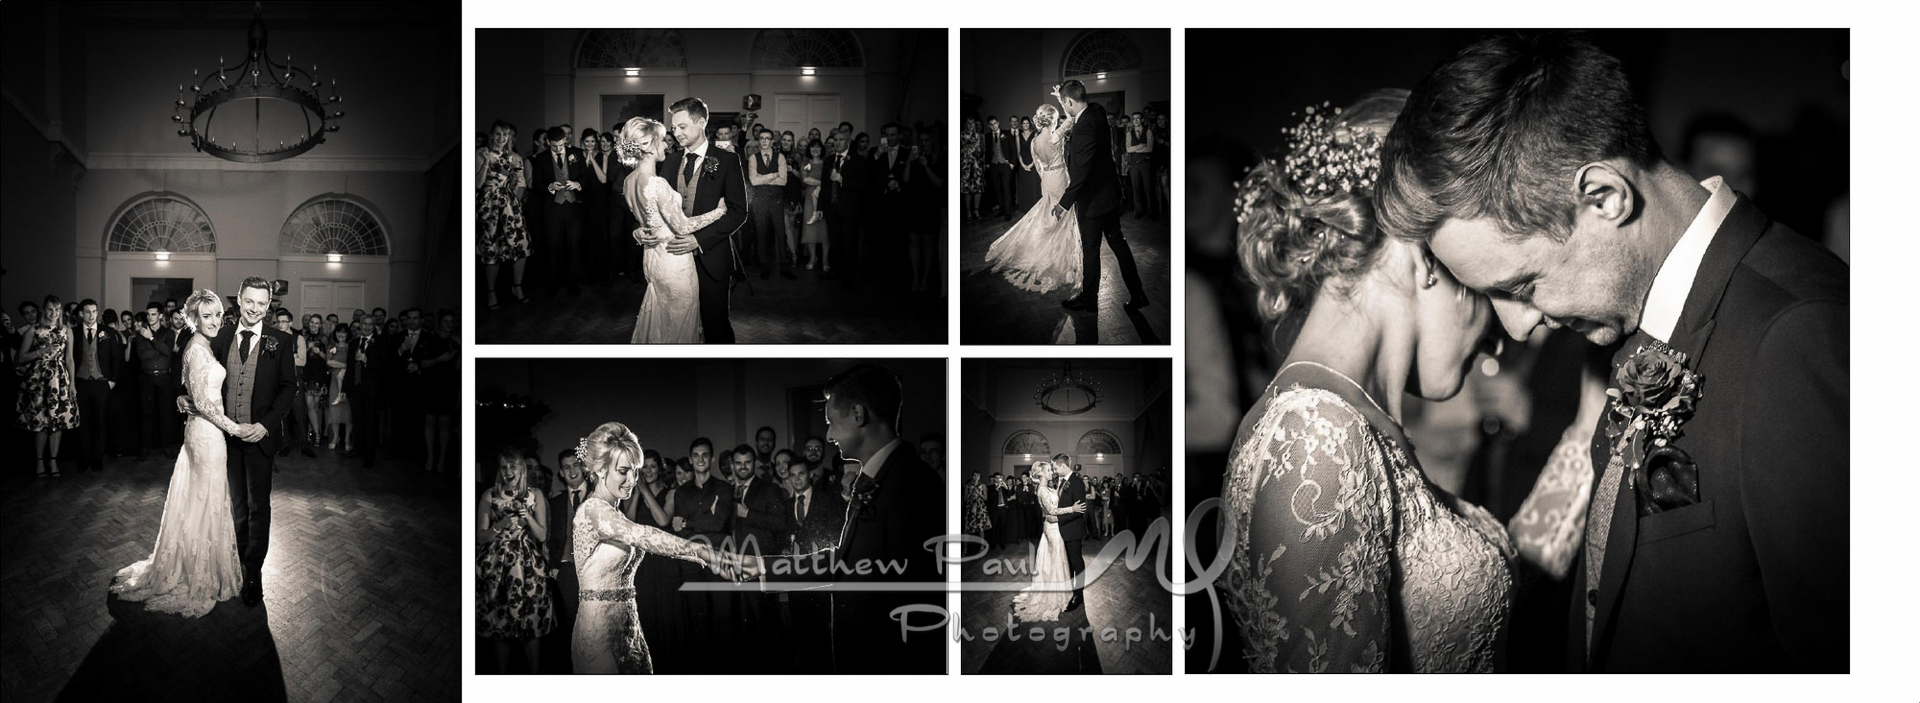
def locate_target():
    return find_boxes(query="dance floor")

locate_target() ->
[0,449,459,703]
[961,528,1175,675]
[960,211,1171,345]
[478,259,947,345]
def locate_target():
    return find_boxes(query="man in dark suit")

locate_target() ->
[726,443,784,663]
[1050,453,1090,612]
[780,462,844,673]
[346,320,386,467]
[531,128,589,297]
[71,300,123,472]
[1053,81,1148,311]
[823,364,944,674]
[872,123,914,285]
[131,305,175,459]
[670,437,733,670]
[1378,32,1847,673]
[547,448,588,673]
[202,277,298,607]
[652,97,749,343]
[823,131,870,287]
[984,116,1016,220]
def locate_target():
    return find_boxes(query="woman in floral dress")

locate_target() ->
[964,472,992,537]
[961,117,984,221]
[478,446,554,672]
[16,294,77,477]
[479,119,530,311]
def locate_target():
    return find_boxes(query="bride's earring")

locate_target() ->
[1425,270,1438,289]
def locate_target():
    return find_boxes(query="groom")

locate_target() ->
[1052,80,1147,311]
[1377,32,1847,672]
[190,277,298,606]
[1050,453,1089,612]
[658,97,749,343]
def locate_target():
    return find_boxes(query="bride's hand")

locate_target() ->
[1072,500,1088,514]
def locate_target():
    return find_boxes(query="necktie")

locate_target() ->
[240,330,254,361]
[682,153,698,185]
[1585,331,1650,652]
[796,494,806,521]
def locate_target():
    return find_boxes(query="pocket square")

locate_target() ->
[1636,445,1700,516]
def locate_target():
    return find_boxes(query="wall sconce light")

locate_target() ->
[801,66,816,76]
[326,251,343,263]
[1096,72,1107,80]
[625,67,640,77]
[155,250,171,261]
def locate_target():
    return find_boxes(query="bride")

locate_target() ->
[983,103,1082,293]
[1218,91,1598,672]
[570,422,760,673]
[108,289,246,617]
[1010,460,1086,622]
[622,117,730,344]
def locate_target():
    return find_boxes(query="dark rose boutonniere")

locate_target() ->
[703,157,722,179]
[1604,340,1704,515]
[260,334,279,355]
[850,473,879,521]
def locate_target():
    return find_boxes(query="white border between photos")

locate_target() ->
[462,1,1916,701]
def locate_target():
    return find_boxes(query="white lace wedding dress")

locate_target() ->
[108,340,245,617]
[571,496,711,673]
[984,124,1083,293]
[1011,483,1074,622]
[629,174,729,344]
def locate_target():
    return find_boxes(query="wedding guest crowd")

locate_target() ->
[970,464,1169,549]
[479,115,948,305]
[477,414,944,674]
[962,104,1170,224]
[6,296,460,476]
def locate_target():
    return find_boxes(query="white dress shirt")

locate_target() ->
[857,437,905,479]
[1639,176,1736,343]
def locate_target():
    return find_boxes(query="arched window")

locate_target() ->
[1077,430,1122,455]
[1002,430,1051,456]
[751,29,863,68]
[1061,30,1143,78]
[280,196,389,256]
[105,193,215,253]
[575,29,689,69]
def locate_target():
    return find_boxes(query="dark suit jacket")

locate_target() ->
[71,325,124,382]
[784,487,846,554]
[987,129,1017,165]
[1054,471,1089,542]
[530,148,588,211]
[823,148,869,213]
[549,485,585,564]
[1056,101,1122,219]
[209,324,298,453]
[1573,194,1847,673]
[660,144,749,282]
[732,475,789,555]
[832,441,946,674]
[671,475,735,544]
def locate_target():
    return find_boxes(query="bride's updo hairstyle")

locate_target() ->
[1236,90,1409,326]
[184,288,225,318]
[616,117,666,167]
[578,421,643,493]
[1034,104,1060,129]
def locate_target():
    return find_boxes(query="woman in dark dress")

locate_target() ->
[623,448,686,673]
[108,310,143,457]
[579,129,612,285]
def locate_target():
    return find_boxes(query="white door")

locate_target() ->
[299,280,367,326]
[774,94,840,144]
[331,282,366,322]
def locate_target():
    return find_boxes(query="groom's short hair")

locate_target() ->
[1376,31,1662,244]
[1058,80,1086,102]
[824,363,903,432]
[669,97,709,122]
[239,276,272,295]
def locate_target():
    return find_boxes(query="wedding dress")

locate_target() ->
[108,340,245,617]
[570,496,710,673]
[630,175,729,344]
[1218,385,1589,672]
[984,124,1082,293]
[1010,483,1074,622]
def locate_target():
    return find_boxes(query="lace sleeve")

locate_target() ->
[1228,394,1393,672]
[186,344,244,437]
[576,498,708,566]
[1507,423,1592,580]
[649,178,729,236]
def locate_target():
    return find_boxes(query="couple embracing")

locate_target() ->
[625,97,748,344]
[984,80,1148,311]
[1217,32,1846,673]
[110,277,295,616]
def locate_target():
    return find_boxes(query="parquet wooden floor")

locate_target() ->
[1,450,459,702]
[960,211,1171,345]
[960,527,1174,675]
[477,261,946,345]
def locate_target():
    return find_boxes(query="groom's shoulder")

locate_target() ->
[1719,222,1847,339]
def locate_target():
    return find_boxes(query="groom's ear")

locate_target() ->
[1572,161,1637,231]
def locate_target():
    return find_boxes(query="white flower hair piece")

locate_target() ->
[615,135,650,167]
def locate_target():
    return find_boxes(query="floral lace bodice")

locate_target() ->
[1219,386,1516,673]
[185,342,244,438]
[637,176,728,241]
[571,496,705,585]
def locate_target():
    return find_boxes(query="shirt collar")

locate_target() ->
[859,437,904,479]
[1640,176,1735,343]
[687,139,709,162]
[239,319,264,337]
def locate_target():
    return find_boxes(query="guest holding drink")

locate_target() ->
[478,447,554,672]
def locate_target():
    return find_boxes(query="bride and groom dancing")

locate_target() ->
[626,97,748,344]
[1010,457,1092,622]
[984,80,1148,312]
[109,278,296,616]
[1217,32,1847,673]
